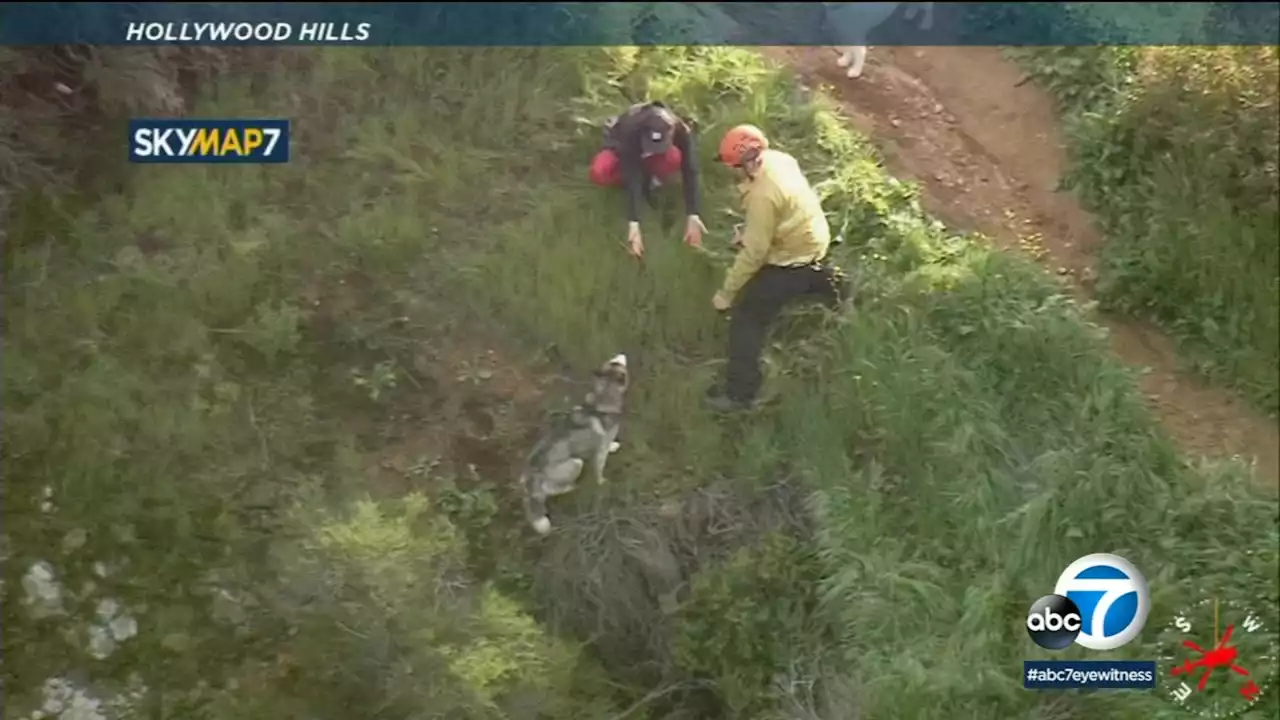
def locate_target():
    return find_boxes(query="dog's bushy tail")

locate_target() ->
[522,472,552,535]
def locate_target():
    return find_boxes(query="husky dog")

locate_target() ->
[824,2,935,79]
[522,353,629,535]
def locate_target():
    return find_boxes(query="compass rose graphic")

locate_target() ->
[1156,596,1280,719]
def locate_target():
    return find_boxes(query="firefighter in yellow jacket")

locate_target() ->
[705,124,844,412]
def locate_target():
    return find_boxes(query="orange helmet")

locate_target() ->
[717,124,768,167]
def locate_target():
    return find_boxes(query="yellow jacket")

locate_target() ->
[719,149,831,302]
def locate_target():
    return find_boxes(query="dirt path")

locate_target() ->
[763,46,1278,486]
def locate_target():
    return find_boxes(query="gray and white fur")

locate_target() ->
[521,353,629,535]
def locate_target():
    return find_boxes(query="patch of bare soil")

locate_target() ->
[303,268,569,526]
[762,45,1278,486]
[370,336,571,498]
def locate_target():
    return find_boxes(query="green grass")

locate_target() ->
[4,42,1279,719]
[1009,45,1280,417]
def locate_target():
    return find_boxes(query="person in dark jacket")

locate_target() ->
[589,101,707,258]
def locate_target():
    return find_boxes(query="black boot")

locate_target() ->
[704,385,756,413]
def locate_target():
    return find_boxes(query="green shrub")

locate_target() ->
[674,532,826,718]
[1014,44,1280,414]
[257,493,615,719]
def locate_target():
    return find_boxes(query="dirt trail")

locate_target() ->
[763,46,1278,486]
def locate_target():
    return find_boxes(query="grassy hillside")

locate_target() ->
[4,42,1278,719]
[1011,43,1279,416]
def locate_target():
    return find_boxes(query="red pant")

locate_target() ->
[589,146,683,186]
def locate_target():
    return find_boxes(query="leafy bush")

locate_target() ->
[257,493,613,719]
[0,46,234,235]
[674,532,826,718]
[1013,43,1280,414]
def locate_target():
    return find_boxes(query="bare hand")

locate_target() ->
[731,223,744,249]
[627,222,644,258]
[712,291,732,311]
[684,214,707,248]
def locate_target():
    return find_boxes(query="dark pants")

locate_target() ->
[724,261,843,402]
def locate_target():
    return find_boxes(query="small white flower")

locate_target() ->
[96,598,120,621]
[40,678,69,713]
[28,563,53,582]
[61,528,88,553]
[109,613,138,642]
[62,688,107,720]
[88,624,117,660]
[22,561,66,618]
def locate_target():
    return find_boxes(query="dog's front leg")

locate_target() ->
[588,440,611,486]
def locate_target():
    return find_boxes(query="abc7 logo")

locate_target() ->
[1026,594,1084,650]
[1026,553,1151,651]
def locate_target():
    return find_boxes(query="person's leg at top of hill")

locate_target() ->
[588,101,708,258]
[705,124,846,412]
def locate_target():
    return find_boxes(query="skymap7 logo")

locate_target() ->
[128,119,290,164]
